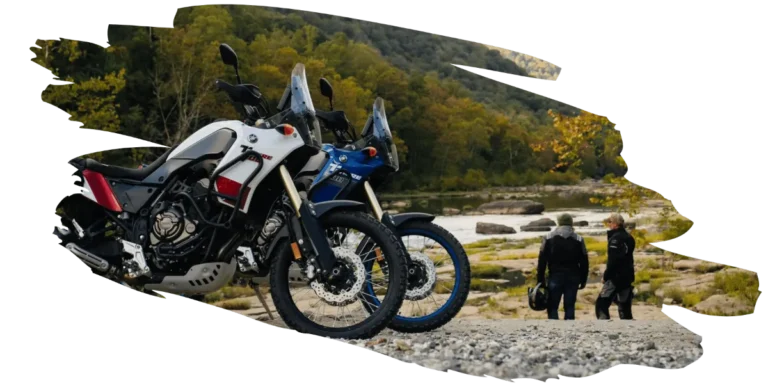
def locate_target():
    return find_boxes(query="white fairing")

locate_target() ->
[168,63,320,213]
[169,120,305,213]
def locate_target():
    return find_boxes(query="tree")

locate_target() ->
[151,5,241,145]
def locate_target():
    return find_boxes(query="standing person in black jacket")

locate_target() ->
[595,213,636,320]
[537,214,589,320]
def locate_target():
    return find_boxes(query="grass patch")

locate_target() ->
[204,285,255,303]
[479,252,538,262]
[682,292,704,307]
[504,285,529,297]
[714,270,760,306]
[218,299,251,310]
[701,308,754,316]
[465,296,491,306]
[663,286,685,304]
[649,278,669,293]
[635,270,652,283]
[586,240,608,256]
[479,297,517,316]
[643,258,661,269]
[649,270,676,279]
[433,282,455,294]
[471,264,506,279]
[695,263,725,274]
[466,238,509,249]
[669,252,691,262]
[470,278,501,292]
[591,254,608,265]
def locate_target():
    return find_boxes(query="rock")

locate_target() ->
[366,338,387,347]
[673,260,700,271]
[394,339,412,351]
[476,222,517,235]
[693,294,752,315]
[443,207,461,215]
[573,220,589,227]
[626,222,637,230]
[384,209,399,215]
[390,200,411,208]
[528,218,556,227]
[477,200,545,215]
[465,210,484,216]
[463,205,475,212]
[521,225,552,232]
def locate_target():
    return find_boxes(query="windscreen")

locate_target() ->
[372,97,399,171]
[286,63,322,147]
[290,63,315,116]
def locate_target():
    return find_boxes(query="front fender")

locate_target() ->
[311,200,366,218]
[389,212,435,228]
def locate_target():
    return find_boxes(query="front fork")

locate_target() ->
[362,181,410,263]
[278,165,336,276]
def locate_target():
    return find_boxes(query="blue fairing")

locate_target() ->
[309,144,386,202]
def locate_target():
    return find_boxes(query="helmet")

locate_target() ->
[528,282,548,311]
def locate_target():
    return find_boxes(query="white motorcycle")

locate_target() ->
[54,44,408,339]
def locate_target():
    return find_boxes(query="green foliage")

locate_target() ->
[218,298,252,310]
[635,270,652,283]
[470,265,505,279]
[32,5,631,190]
[663,286,685,304]
[682,292,704,307]
[43,69,126,134]
[470,278,501,292]
[714,271,760,307]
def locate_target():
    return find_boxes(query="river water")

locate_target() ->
[382,192,656,244]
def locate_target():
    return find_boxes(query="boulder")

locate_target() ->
[390,200,411,208]
[442,207,461,215]
[476,222,517,235]
[521,225,552,232]
[693,294,752,315]
[465,210,484,216]
[573,220,589,227]
[476,200,545,215]
[528,218,556,227]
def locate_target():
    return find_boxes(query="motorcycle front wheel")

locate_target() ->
[269,211,407,339]
[364,220,471,333]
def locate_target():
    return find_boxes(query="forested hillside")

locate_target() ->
[485,45,562,80]
[32,4,626,192]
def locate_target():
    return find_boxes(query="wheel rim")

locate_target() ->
[284,226,393,330]
[365,229,464,323]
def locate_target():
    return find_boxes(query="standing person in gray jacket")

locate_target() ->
[537,214,589,320]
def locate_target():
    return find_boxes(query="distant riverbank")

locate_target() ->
[378,180,653,216]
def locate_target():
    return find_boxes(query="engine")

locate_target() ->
[150,204,195,245]
[146,180,210,272]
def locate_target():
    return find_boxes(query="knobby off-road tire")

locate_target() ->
[387,220,471,333]
[269,211,408,339]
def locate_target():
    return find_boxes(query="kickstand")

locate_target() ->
[250,279,274,320]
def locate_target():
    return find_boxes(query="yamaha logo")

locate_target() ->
[248,134,258,143]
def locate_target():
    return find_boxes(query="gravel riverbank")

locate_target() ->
[343,319,702,381]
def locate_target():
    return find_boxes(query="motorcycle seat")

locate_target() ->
[70,145,177,181]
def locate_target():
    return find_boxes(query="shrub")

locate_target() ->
[220,285,254,299]
[586,241,608,256]
[466,238,508,249]
[682,292,703,307]
[663,287,684,304]
[219,299,252,310]
[635,270,652,283]
[470,278,501,292]
[695,263,725,274]
[714,271,760,306]
[504,285,529,297]
[471,264,505,279]
[643,258,660,269]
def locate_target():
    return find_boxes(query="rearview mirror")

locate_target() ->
[219,43,242,84]
[219,44,238,67]
[319,78,334,110]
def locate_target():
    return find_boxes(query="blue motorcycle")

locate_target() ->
[281,79,471,333]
